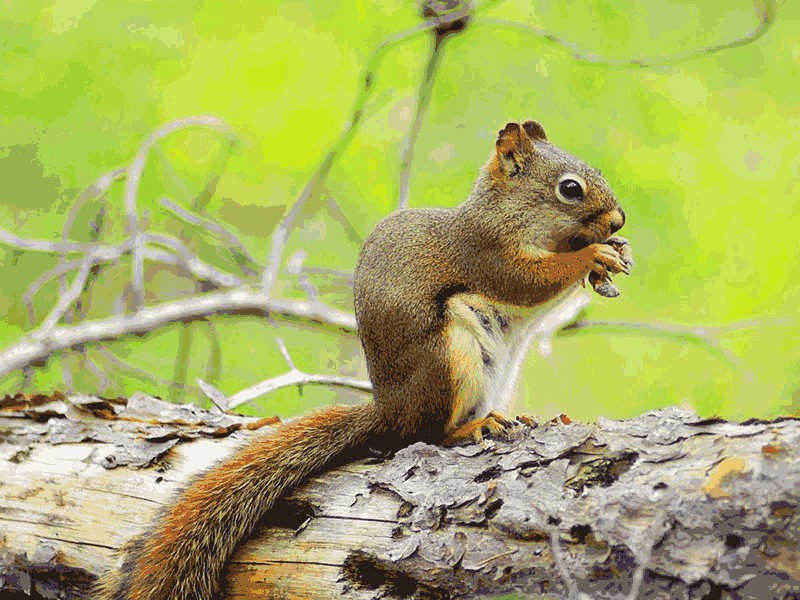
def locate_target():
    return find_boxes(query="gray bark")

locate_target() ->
[0,393,798,600]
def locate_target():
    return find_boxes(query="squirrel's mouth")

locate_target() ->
[567,206,625,251]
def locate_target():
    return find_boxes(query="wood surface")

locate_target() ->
[1,393,798,599]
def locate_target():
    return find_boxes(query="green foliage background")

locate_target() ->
[1,0,797,421]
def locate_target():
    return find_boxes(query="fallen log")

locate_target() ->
[1,392,798,599]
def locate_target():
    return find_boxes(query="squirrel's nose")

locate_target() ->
[610,207,625,233]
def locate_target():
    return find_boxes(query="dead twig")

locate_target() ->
[494,287,589,413]
[260,2,477,295]
[560,317,787,374]
[159,196,260,275]
[96,346,189,393]
[195,379,229,412]
[23,240,134,323]
[81,352,112,393]
[123,116,230,310]
[287,250,320,301]
[0,227,112,254]
[205,338,372,410]
[11,230,241,307]
[326,197,363,247]
[476,0,776,69]
[143,233,243,288]
[397,36,447,209]
[31,253,98,340]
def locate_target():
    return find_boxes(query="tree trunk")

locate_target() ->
[1,392,798,600]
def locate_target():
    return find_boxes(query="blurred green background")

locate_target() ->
[0,0,797,421]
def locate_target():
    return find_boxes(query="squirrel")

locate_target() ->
[95,119,629,600]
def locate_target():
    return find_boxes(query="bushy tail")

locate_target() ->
[95,403,383,600]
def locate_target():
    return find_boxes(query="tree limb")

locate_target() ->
[0,289,357,379]
[1,395,798,599]
[123,116,231,310]
[476,0,777,69]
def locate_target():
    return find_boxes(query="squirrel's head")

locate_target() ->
[483,120,625,252]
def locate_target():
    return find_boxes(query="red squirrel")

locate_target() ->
[95,119,629,599]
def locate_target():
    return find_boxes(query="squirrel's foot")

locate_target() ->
[443,411,515,446]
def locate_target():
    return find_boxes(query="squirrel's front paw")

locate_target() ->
[586,241,632,298]
[605,236,634,271]
[589,243,628,278]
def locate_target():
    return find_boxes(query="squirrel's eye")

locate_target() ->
[556,176,585,203]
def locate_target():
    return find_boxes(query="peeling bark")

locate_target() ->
[1,394,798,600]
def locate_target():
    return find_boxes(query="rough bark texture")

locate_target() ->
[0,393,798,600]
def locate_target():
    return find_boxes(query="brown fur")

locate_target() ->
[97,120,627,599]
[95,405,383,600]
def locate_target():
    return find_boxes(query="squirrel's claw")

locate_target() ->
[605,236,634,271]
[443,411,515,446]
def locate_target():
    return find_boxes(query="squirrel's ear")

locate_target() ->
[522,120,547,142]
[493,122,530,179]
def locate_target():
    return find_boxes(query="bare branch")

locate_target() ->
[397,37,447,209]
[560,317,774,371]
[68,204,107,323]
[495,286,589,412]
[219,337,371,410]
[159,196,260,274]
[26,261,96,323]
[476,0,777,68]
[143,233,243,288]
[275,337,296,370]
[196,338,371,411]
[226,368,372,410]
[61,355,73,393]
[287,250,320,301]
[23,240,134,321]
[78,167,127,205]
[21,367,34,390]
[96,346,187,393]
[0,289,357,379]
[56,171,118,326]
[31,253,97,340]
[0,227,107,254]
[261,153,337,296]
[326,197,363,247]
[55,183,106,388]
[301,265,355,288]
[260,3,478,295]
[123,116,230,310]
[16,231,242,311]
[61,167,125,241]
[196,379,228,412]
[81,352,112,393]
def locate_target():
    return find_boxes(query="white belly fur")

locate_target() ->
[443,284,581,431]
